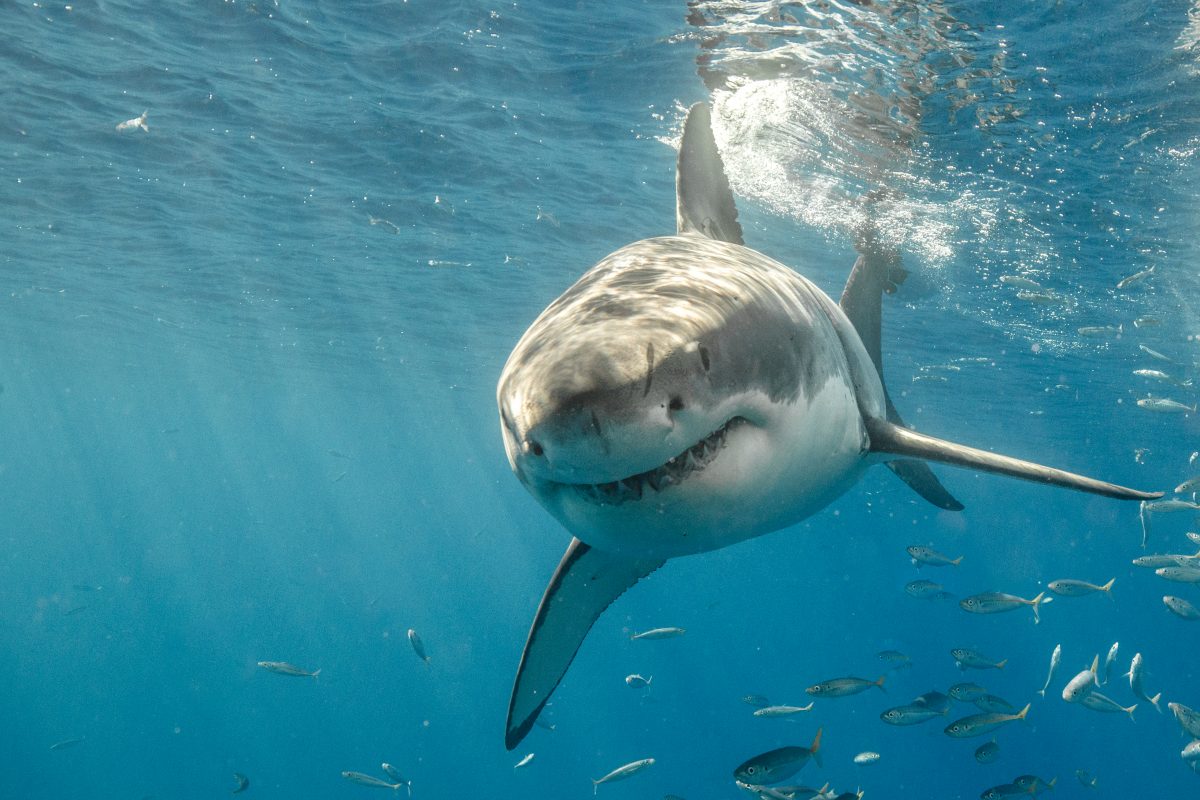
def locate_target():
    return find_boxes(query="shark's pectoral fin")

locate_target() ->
[505,538,665,750]
[886,459,965,511]
[676,102,743,245]
[867,418,1162,501]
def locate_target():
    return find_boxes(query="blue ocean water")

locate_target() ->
[3,0,1200,797]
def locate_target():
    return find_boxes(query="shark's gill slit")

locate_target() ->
[574,416,746,504]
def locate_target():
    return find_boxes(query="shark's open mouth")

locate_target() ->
[570,417,746,505]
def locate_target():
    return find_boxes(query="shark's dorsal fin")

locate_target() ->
[505,538,664,750]
[676,102,743,245]
[840,239,962,511]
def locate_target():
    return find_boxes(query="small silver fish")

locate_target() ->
[1164,595,1200,620]
[959,591,1047,622]
[1125,652,1162,713]
[380,764,412,796]
[754,703,814,717]
[1176,476,1200,494]
[733,730,823,784]
[514,753,535,769]
[1063,654,1100,702]
[979,783,1030,800]
[1076,769,1098,788]
[1102,642,1120,685]
[951,648,1007,671]
[1133,316,1161,327]
[115,110,149,132]
[1116,265,1155,289]
[999,275,1043,290]
[1134,369,1192,388]
[1133,553,1199,568]
[879,703,946,725]
[1077,325,1121,337]
[1138,343,1173,361]
[943,704,1030,737]
[1047,578,1114,597]
[1145,498,1200,512]
[948,683,988,702]
[1183,740,1200,771]
[1038,644,1062,697]
[1013,775,1057,793]
[625,674,652,689]
[341,771,402,790]
[1170,702,1200,738]
[49,737,85,751]
[232,773,250,794]
[593,758,655,793]
[974,739,1000,764]
[1155,566,1200,583]
[742,694,772,708]
[257,661,320,679]
[852,751,880,765]
[905,579,953,600]
[1079,691,1136,719]
[1138,397,1196,414]
[907,545,962,567]
[876,649,911,669]
[630,627,685,640]
[407,629,430,664]
[806,675,886,697]
[1016,290,1059,304]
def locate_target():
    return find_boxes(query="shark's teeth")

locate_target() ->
[574,417,742,506]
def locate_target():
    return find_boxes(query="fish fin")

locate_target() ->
[1127,703,1138,722]
[675,102,743,245]
[951,555,964,566]
[996,659,1008,670]
[837,228,962,512]
[1151,692,1162,713]
[1102,577,1116,595]
[1016,702,1031,721]
[865,418,1162,501]
[312,669,321,681]
[1031,591,1046,624]
[875,675,887,693]
[506,538,664,750]
[1037,688,1045,697]
[593,779,599,796]
[1088,654,1100,683]
[810,727,823,768]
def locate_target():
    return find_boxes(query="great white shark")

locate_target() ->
[495,102,1160,750]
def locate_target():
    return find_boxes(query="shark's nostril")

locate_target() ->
[526,439,544,457]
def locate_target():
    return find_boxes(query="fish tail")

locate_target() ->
[1015,702,1031,721]
[1102,577,1115,596]
[810,726,824,768]
[1030,591,1046,623]
[951,555,964,566]
[406,781,413,798]
[1126,703,1138,722]
[996,659,1008,670]
[874,675,887,693]
[312,669,321,681]
[593,779,600,796]
[1037,688,1045,697]
[1047,776,1057,789]
[1150,692,1163,713]
[1088,654,1100,683]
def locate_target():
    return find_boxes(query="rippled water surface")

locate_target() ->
[3,1,1200,798]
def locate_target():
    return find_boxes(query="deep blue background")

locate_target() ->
[2,1,1198,797]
